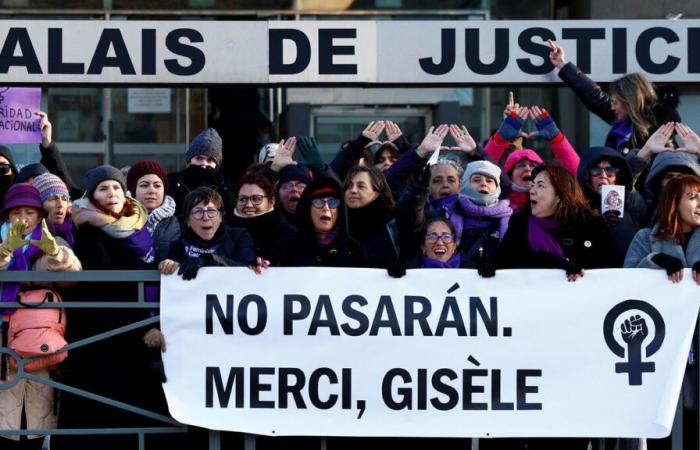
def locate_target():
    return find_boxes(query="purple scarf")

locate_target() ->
[121,227,155,264]
[610,118,633,152]
[317,228,340,246]
[457,197,512,241]
[422,252,462,269]
[527,216,564,258]
[52,220,74,247]
[0,224,45,315]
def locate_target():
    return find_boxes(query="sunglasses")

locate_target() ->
[311,198,341,209]
[590,166,619,177]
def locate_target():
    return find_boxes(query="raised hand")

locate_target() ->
[270,136,298,172]
[548,39,566,70]
[504,91,520,118]
[447,124,477,155]
[637,123,675,161]
[362,121,386,141]
[36,111,52,147]
[0,219,29,257]
[675,123,700,155]
[417,124,449,157]
[385,121,403,142]
[30,219,60,257]
[531,106,561,141]
[498,106,529,141]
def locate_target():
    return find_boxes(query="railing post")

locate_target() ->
[672,395,683,450]
[244,433,256,450]
[209,430,221,450]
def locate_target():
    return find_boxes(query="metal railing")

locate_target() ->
[0,270,696,450]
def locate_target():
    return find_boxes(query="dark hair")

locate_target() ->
[530,164,596,223]
[343,165,395,210]
[421,217,456,241]
[182,187,223,219]
[233,173,274,199]
[655,175,700,244]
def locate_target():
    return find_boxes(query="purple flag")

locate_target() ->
[0,87,42,144]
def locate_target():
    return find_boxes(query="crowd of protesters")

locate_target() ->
[0,40,699,450]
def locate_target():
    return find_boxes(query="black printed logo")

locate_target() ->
[603,300,665,386]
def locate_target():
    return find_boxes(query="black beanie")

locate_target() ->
[17,163,48,183]
[84,165,127,197]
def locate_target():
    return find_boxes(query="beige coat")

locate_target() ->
[0,239,81,441]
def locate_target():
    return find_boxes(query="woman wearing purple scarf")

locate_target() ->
[55,165,156,450]
[550,40,679,155]
[420,217,463,269]
[452,160,512,277]
[496,164,620,283]
[0,183,81,449]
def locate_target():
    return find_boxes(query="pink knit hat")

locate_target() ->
[503,149,544,175]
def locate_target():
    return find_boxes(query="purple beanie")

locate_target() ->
[2,183,46,218]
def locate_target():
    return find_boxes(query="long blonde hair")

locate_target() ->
[610,73,657,146]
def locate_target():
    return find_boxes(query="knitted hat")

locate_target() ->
[2,183,45,218]
[17,163,48,183]
[461,160,502,206]
[127,160,169,195]
[258,143,279,164]
[277,165,312,187]
[186,128,223,167]
[84,165,126,198]
[463,160,501,187]
[32,173,69,203]
[503,149,544,175]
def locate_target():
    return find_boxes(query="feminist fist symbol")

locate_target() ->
[621,315,648,345]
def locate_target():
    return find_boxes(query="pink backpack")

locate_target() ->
[7,289,67,372]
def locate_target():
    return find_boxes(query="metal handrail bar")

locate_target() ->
[0,9,488,17]
[0,270,160,282]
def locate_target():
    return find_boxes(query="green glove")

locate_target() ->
[296,136,324,172]
[30,219,60,257]
[0,220,29,257]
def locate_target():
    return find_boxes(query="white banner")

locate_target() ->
[1,20,700,83]
[160,267,699,438]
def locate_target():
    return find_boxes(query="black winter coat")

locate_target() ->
[279,230,367,268]
[56,224,156,450]
[169,225,256,267]
[346,198,399,268]
[496,213,622,270]
[227,210,295,266]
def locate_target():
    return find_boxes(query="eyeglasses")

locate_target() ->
[237,195,267,206]
[280,181,307,192]
[190,207,222,220]
[311,198,341,209]
[424,232,455,243]
[590,166,619,177]
[514,161,539,170]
